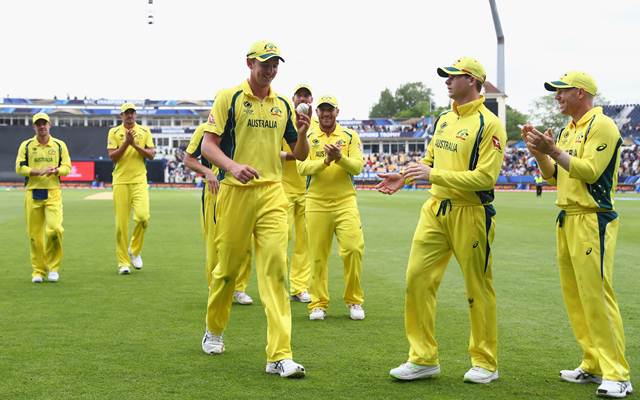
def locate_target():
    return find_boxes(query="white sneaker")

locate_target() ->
[348,304,365,320]
[201,330,224,355]
[597,380,633,398]
[291,291,311,303]
[233,291,253,305]
[309,308,326,320]
[265,359,306,378]
[47,271,59,282]
[32,275,44,283]
[389,362,440,381]
[118,266,131,275]
[560,367,602,384]
[463,367,499,384]
[128,248,143,270]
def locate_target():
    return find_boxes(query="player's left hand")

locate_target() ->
[324,144,342,162]
[295,112,310,136]
[44,167,58,176]
[403,163,431,182]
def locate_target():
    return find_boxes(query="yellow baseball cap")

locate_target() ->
[544,71,597,96]
[120,102,136,113]
[293,83,313,96]
[317,95,338,108]
[246,40,285,62]
[437,57,486,83]
[32,112,50,124]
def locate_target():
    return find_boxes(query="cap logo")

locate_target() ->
[264,43,277,53]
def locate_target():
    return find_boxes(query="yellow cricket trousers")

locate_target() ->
[556,210,629,381]
[205,183,293,362]
[405,197,498,371]
[201,186,251,290]
[113,183,149,268]
[306,206,365,311]
[24,189,64,278]
[286,192,311,296]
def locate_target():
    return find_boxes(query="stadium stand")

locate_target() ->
[1,97,639,190]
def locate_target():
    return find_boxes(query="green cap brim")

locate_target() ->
[544,81,571,92]
[255,54,285,62]
[437,66,464,78]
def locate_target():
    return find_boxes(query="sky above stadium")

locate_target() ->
[2,0,638,120]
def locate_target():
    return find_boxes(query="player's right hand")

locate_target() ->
[229,163,259,184]
[204,170,220,194]
[375,173,404,195]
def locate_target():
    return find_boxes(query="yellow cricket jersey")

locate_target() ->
[423,96,506,205]
[544,107,622,213]
[186,123,220,183]
[298,125,364,211]
[15,135,71,189]
[107,123,154,184]
[204,80,298,186]
[281,117,320,195]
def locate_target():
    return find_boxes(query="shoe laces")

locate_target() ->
[349,304,363,311]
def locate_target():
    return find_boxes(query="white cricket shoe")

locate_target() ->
[348,304,365,320]
[128,248,143,270]
[389,362,440,381]
[47,271,59,282]
[309,308,326,320]
[201,330,224,355]
[560,367,602,384]
[32,275,44,283]
[597,380,633,398]
[265,359,306,378]
[291,291,311,303]
[233,291,253,305]
[463,367,499,384]
[118,266,131,275]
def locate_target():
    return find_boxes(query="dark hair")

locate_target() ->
[474,78,483,93]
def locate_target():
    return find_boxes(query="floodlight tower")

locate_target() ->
[488,0,504,93]
[488,0,506,126]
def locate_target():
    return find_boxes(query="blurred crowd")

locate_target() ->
[163,145,640,183]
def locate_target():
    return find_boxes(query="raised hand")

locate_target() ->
[375,173,405,195]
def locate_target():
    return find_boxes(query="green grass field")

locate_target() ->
[0,189,638,400]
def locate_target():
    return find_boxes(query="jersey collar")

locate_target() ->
[241,79,275,99]
[570,106,602,129]
[452,96,485,117]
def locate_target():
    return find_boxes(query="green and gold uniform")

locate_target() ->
[107,123,154,269]
[15,135,71,279]
[282,139,310,296]
[204,80,299,362]
[405,96,506,372]
[185,123,252,290]
[298,125,365,312]
[544,106,629,381]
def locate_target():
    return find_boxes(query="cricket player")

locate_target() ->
[15,112,71,283]
[522,71,632,398]
[297,95,365,320]
[200,40,310,378]
[107,103,155,275]
[184,122,253,304]
[281,83,315,303]
[377,58,506,384]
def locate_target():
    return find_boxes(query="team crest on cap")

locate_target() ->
[264,43,277,53]
[270,106,282,117]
